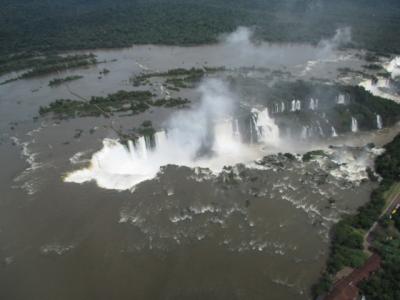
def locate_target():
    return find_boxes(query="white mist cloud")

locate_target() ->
[216,26,353,68]
[64,26,356,191]
[65,79,262,190]
[223,26,254,45]
[318,27,352,56]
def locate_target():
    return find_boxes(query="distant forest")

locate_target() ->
[1,0,400,56]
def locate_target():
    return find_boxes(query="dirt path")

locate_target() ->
[324,254,381,300]
[363,183,400,253]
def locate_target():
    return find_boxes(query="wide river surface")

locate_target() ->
[0,39,398,300]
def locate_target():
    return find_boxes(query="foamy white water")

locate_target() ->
[385,56,400,79]
[359,56,400,103]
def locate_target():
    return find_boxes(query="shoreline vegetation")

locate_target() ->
[1,1,400,58]
[1,1,400,79]
[312,134,400,299]
[0,54,100,84]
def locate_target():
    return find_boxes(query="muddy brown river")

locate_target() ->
[0,37,398,300]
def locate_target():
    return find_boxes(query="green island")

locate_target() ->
[38,90,190,119]
[302,150,328,162]
[312,133,400,299]
[48,75,84,87]
[132,67,225,89]
[0,53,99,84]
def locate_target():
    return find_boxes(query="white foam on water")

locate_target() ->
[40,244,74,256]
[69,150,91,165]
[11,135,45,195]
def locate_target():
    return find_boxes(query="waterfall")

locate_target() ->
[233,119,241,140]
[155,130,168,148]
[137,136,148,159]
[309,98,315,110]
[331,126,338,137]
[127,140,137,159]
[213,120,242,154]
[308,98,319,110]
[317,121,324,137]
[281,102,285,113]
[145,135,153,150]
[291,100,296,112]
[274,103,279,113]
[376,114,383,129]
[249,119,254,144]
[337,94,345,104]
[250,108,280,145]
[351,117,358,133]
[296,100,301,111]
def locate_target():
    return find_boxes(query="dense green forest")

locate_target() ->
[1,0,400,59]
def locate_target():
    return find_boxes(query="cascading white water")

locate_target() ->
[376,114,383,129]
[291,100,301,111]
[281,102,285,113]
[233,119,241,140]
[128,140,136,159]
[66,111,282,190]
[309,98,315,110]
[249,119,254,144]
[155,130,168,148]
[351,117,358,133]
[337,94,345,104]
[251,108,280,146]
[331,126,338,137]
[137,136,148,159]
[360,57,400,102]
[296,100,301,111]
[316,121,324,137]
[301,126,308,139]
[276,103,282,113]
[65,79,283,191]
[385,56,400,79]
[308,98,319,110]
